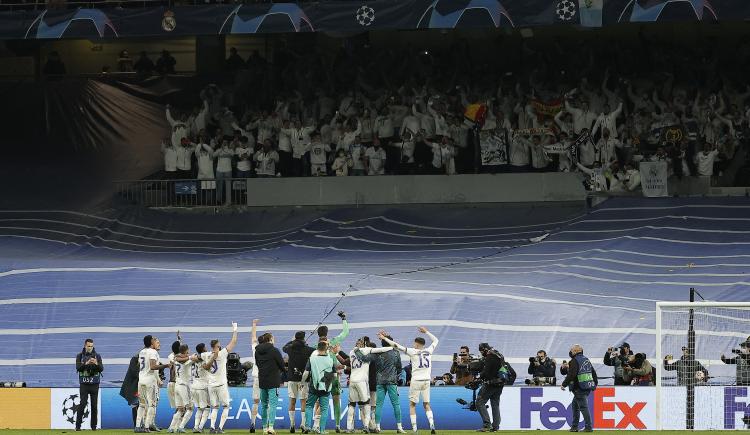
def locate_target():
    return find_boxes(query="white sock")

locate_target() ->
[426,410,434,429]
[397,423,404,431]
[199,408,210,430]
[180,408,193,429]
[220,407,229,429]
[209,408,218,429]
[169,410,181,430]
[194,408,202,429]
[289,410,296,428]
[136,406,145,428]
[251,403,258,427]
[347,405,355,430]
[363,405,371,430]
[370,409,376,429]
[376,424,381,431]
[313,414,321,430]
[146,406,156,428]
[410,415,417,431]
[301,410,306,428]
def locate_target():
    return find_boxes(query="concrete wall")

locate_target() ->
[244,173,585,207]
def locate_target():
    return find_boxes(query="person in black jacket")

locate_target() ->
[284,331,315,432]
[256,333,286,434]
[527,350,557,385]
[76,338,103,431]
[603,342,633,386]
[120,353,140,427]
[561,344,598,432]
[476,343,504,432]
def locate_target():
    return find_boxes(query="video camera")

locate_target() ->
[227,352,253,386]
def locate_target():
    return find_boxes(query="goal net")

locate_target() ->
[656,302,750,430]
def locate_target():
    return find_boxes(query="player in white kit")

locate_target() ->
[135,335,172,433]
[249,319,261,433]
[346,338,392,433]
[203,322,238,434]
[170,344,196,433]
[379,327,439,434]
[192,343,212,433]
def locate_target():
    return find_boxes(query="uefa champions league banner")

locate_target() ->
[2,0,750,40]
[5,386,750,429]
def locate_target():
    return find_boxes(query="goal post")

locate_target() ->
[656,301,750,430]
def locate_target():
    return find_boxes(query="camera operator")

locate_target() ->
[526,350,557,386]
[603,342,633,386]
[450,346,474,386]
[721,339,750,386]
[475,343,504,432]
[664,346,708,386]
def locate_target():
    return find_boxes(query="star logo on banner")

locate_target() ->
[356,5,376,26]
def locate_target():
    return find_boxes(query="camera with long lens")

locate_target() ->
[525,376,556,386]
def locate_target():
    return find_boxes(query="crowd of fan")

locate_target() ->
[159,36,750,192]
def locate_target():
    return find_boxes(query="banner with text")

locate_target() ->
[639,161,669,197]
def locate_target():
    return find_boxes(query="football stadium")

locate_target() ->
[1,0,750,433]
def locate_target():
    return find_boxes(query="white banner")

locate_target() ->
[479,129,508,166]
[51,387,101,429]
[639,161,668,197]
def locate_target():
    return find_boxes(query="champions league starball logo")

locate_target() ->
[62,394,89,425]
[355,5,376,26]
[556,0,577,21]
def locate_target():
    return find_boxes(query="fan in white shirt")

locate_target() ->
[202,322,239,433]
[364,142,387,176]
[379,327,439,433]
[166,104,189,149]
[136,335,171,433]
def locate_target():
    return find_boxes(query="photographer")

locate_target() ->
[623,353,653,386]
[450,346,474,386]
[721,339,750,386]
[475,343,504,432]
[76,338,103,431]
[664,346,708,386]
[603,342,633,386]
[526,350,557,386]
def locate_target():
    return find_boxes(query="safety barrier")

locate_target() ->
[2,386,745,430]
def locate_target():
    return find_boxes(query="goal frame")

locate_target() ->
[655,301,750,430]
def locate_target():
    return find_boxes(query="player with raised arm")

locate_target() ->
[380,327,439,434]
[171,344,195,434]
[192,343,211,433]
[346,337,392,433]
[168,331,184,433]
[136,335,172,433]
[250,319,261,433]
[314,311,350,433]
[203,322,239,434]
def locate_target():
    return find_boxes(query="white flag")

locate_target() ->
[639,161,669,197]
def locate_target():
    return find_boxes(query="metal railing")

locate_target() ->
[115,178,250,207]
